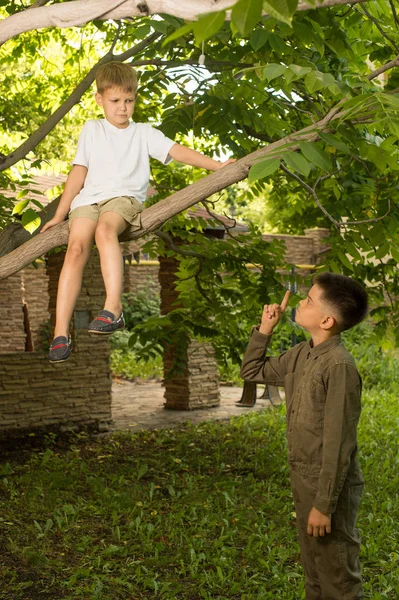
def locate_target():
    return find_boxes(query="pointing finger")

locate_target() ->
[280,290,290,312]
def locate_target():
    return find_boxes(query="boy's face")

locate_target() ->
[95,87,137,129]
[295,284,337,334]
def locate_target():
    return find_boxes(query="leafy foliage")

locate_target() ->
[129,217,287,368]
[119,290,161,330]
[1,0,399,338]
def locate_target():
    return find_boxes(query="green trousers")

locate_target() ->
[290,471,364,600]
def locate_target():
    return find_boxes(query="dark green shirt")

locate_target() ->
[240,329,364,514]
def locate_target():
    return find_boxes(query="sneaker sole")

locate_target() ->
[87,328,121,335]
[49,355,71,363]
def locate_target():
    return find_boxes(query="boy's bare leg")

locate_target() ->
[95,211,127,317]
[53,218,97,339]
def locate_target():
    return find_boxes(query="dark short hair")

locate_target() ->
[313,272,368,331]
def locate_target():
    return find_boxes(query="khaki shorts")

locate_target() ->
[68,196,143,229]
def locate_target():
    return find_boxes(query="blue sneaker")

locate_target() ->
[49,335,72,363]
[88,310,125,335]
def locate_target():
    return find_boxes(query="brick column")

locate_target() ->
[0,272,25,352]
[158,254,220,410]
[0,251,113,437]
[22,263,50,351]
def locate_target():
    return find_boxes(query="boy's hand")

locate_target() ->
[214,158,236,169]
[307,507,332,537]
[40,216,65,233]
[259,290,290,335]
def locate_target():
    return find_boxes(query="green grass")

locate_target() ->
[0,388,398,599]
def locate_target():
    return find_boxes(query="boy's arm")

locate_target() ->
[240,292,291,385]
[41,165,87,232]
[312,362,362,516]
[168,143,235,171]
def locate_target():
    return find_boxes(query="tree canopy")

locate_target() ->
[1,0,399,350]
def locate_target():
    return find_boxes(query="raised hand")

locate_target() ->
[259,290,290,335]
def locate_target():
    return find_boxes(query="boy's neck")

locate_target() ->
[309,328,340,347]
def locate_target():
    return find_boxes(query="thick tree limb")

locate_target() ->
[0,0,369,47]
[0,101,350,281]
[368,54,399,80]
[0,32,162,172]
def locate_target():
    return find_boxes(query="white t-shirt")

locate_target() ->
[70,119,175,211]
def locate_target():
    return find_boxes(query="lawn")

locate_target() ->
[0,387,398,600]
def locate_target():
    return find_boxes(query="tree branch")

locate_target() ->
[360,5,399,54]
[0,0,370,47]
[389,0,399,29]
[0,99,357,280]
[155,230,204,259]
[200,200,238,240]
[0,32,162,172]
[368,54,399,81]
[280,164,391,229]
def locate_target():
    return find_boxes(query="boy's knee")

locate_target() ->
[95,222,118,244]
[66,241,90,261]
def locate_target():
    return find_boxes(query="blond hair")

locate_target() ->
[96,61,138,94]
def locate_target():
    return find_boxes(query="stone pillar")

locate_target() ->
[305,228,330,264]
[158,254,220,410]
[22,263,50,351]
[0,251,113,436]
[0,272,25,353]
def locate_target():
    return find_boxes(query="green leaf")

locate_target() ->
[284,64,312,84]
[304,70,335,94]
[344,241,362,261]
[162,23,194,46]
[263,0,299,26]
[299,142,332,172]
[248,158,280,183]
[21,208,41,234]
[31,199,44,209]
[232,0,263,35]
[283,151,311,177]
[250,28,269,51]
[319,133,351,155]
[268,32,288,53]
[262,63,286,81]
[390,246,399,263]
[337,251,354,272]
[12,198,29,215]
[193,11,226,44]
[375,242,390,260]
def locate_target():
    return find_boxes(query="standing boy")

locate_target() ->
[41,61,234,362]
[240,273,368,599]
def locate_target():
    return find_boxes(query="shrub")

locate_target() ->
[121,290,160,330]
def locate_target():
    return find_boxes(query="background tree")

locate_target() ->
[1,0,399,355]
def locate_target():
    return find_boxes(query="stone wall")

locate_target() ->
[124,261,160,296]
[262,227,329,266]
[0,250,112,437]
